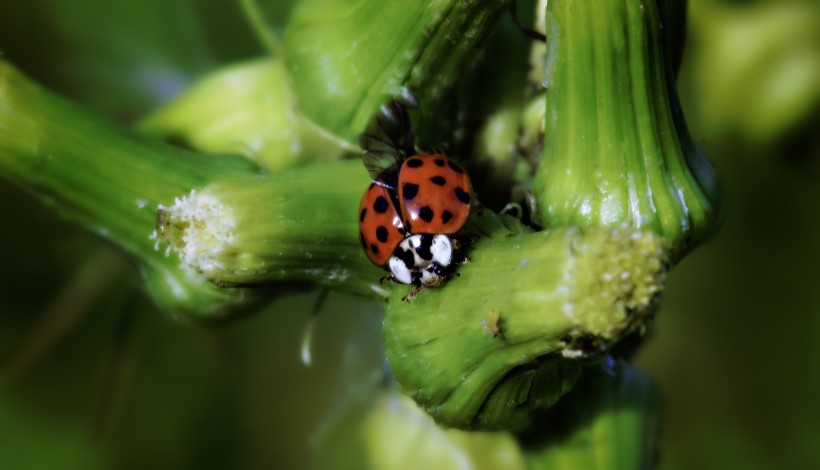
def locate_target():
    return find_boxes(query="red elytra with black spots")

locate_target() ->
[358,177,406,266]
[398,154,471,235]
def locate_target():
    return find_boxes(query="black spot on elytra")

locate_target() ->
[416,234,434,260]
[441,210,453,224]
[403,183,419,200]
[360,232,367,250]
[447,161,464,174]
[419,206,434,222]
[455,187,471,204]
[406,158,423,168]
[370,243,380,255]
[430,176,446,186]
[376,226,388,243]
[396,246,415,269]
[359,208,367,222]
[434,159,445,167]
[373,196,389,213]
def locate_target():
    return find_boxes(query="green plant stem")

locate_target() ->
[283,0,510,145]
[385,220,666,431]
[0,61,263,319]
[155,161,383,297]
[532,0,721,262]
[0,61,386,319]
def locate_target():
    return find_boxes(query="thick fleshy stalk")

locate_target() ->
[385,216,666,431]
[532,0,722,262]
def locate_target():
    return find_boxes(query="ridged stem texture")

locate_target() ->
[533,0,721,262]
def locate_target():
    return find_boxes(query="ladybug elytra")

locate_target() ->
[358,177,406,266]
[397,154,472,235]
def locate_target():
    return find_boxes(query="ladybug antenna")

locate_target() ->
[510,0,546,42]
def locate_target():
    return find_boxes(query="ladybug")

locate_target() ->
[397,154,472,235]
[357,155,471,301]
[357,100,472,300]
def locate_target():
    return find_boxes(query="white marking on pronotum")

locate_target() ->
[387,234,452,286]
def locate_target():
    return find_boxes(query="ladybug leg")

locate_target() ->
[380,273,397,285]
[401,285,424,302]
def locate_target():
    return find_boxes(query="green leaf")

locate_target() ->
[138,58,350,172]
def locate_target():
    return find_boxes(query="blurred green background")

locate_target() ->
[1,0,819,468]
